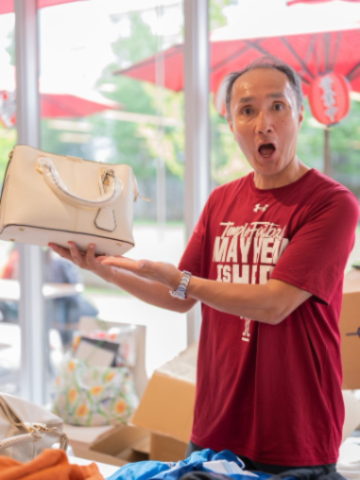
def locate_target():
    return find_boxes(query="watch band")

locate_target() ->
[169,271,192,300]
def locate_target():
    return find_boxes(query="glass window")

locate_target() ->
[0,3,20,393]
[209,0,360,269]
[38,0,186,401]
[0,5,20,396]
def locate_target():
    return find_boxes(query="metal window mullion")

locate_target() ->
[184,0,210,345]
[15,0,46,404]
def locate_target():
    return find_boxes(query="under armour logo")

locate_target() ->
[254,203,269,213]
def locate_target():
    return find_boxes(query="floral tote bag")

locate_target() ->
[52,357,139,426]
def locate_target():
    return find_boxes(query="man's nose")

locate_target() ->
[255,112,274,134]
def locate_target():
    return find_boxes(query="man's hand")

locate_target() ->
[48,242,196,313]
[99,256,183,291]
[48,242,113,280]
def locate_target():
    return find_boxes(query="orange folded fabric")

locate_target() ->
[0,449,105,480]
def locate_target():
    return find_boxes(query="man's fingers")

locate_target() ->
[68,242,84,264]
[85,243,96,264]
[101,256,135,268]
[101,257,150,276]
[48,243,73,261]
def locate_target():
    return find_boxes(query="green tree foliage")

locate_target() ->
[298,98,360,197]
[210,0,237,30]
[90,11,185,182]
[5,29,15,66]
[89,1,237,184]
[3,2,359,202]
[0,31,16,183]
[0,128,16,182]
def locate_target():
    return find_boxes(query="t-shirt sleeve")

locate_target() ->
[178,197,211,278]
[271,191,360,305]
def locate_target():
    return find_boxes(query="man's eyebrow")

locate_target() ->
[237,92,286,104]
[268,92,286,99]
[237,96,255,104]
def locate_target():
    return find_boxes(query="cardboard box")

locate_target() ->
[150,434,187,462]
[340,269,360,390]
[68,424,150,468]
[130,343,198,461]
[67,313,360,467]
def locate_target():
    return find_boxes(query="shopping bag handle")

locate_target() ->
[36,156,122,209]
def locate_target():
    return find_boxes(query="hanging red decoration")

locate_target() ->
[308,73,350,125]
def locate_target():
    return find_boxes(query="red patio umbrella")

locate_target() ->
[288,0,360,5]
[0,0,86,15]
[115,28,360,98]
[0,90,119,128]
[114,9,360,176]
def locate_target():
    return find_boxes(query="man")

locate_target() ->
[50,56,359,474]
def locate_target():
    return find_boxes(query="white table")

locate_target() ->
[68,454,119,477]
[0,279,83,302]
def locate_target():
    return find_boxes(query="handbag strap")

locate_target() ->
[0,397,69,452]
[36,156,122,209]
[0,425,69,453]
[0,396,24,429]
[0,432,41,452]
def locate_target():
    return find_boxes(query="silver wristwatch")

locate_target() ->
[169,271,192,300]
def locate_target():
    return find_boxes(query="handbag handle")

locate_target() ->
[36,156,122,209]
[0,432,41,451]
[0,425,69,452]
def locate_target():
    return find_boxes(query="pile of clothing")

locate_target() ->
[0,449,104,479]
[0,447,355,480]
[107,450,347,480]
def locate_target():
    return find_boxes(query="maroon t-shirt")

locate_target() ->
[178,169,359,466]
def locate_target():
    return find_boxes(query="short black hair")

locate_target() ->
[225,55,303,120]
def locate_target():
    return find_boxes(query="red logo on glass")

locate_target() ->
[308,73,350,126]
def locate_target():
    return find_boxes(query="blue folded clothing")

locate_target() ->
[106,449,269,480]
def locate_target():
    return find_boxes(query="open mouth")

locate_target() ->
[258,143,276,158]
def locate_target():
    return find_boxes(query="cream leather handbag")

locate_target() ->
[0,145,141,256]
[0,393,68,462]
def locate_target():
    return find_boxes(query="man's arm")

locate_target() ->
[100,256,312,325]
[186,276,311,324]
[49,243,197,314]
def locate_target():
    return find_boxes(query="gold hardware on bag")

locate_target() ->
[19,228,24,231]
[9,239,15,242]
[101,169,115,186]
[36,165,43,174]
[116,242,122,247]
[8,150,13,160]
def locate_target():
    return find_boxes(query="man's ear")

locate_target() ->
[298,104,304,127]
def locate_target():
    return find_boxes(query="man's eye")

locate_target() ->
[274,103,284,111]
[241,107,253,115]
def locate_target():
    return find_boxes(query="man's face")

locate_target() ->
[227,68,303,181]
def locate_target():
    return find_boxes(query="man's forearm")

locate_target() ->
[186,276,310,324]
[187,276,275,323]
[101,266,195,313]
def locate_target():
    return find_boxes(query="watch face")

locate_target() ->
[169,290,185,300]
